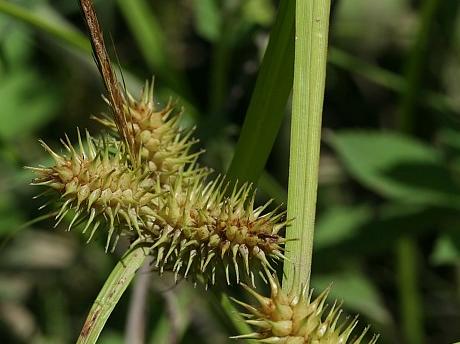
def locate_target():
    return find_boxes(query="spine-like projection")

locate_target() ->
[232,274,379,344]
[145,175,288,287]
[29,132,157,252]
[96,82,202,181]
[30,85,288,287]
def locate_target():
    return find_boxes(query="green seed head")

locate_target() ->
[144,176,288,286]
[29,128,287,287]
[95,81,202,181]
[232,274,379,344]
[29,131,157,252]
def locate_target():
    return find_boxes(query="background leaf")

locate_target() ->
[327,130,460,208]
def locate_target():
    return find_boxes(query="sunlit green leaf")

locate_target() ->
[328,130,460,208]
[315,205,373,249]
[242,0,275,26]
[192,0,221,42]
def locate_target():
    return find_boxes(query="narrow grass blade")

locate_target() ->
[220,294,257,344]
[76,245,148,344]
[226,0,295,184]
[0,1,90,53]
[220,2,294,340]
[0,1,197,113]
[396,1,441,343]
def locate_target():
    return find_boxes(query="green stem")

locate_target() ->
[396,237,424,344]
[398,0,440,133]
[282,0,331,294]
[76,245,148,344]
[396,1,440,343]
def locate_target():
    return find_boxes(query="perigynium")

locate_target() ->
[95,81,203,181]
[232,273,379,344]
[29,131,158,252]
[29,83,288,287]
[146,175,288,286]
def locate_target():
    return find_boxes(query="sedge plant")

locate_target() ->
[28,0,379,343]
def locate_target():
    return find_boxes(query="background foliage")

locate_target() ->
[0,0,460,343]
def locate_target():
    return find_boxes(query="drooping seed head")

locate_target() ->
[232,274,379,344]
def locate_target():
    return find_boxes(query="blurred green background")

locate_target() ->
[0,0,460,343]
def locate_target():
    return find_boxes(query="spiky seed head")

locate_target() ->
[95,81,202,181]
[30,132,288,286]
[28,131,157,251]
[232,274,379,344]
[29,78,288,286]
[143,175,288,286]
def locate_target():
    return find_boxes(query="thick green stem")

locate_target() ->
[218,1,294,339]
[76,245,148,344]
[282,0,331,294]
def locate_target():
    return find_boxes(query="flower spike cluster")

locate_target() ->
[232,274,379,344]
[145,176,288,287]
[29,83,288,287]
[96,82,203,180]
[29,131,157,252]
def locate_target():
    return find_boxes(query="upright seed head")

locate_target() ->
[95,81,203,181]
[232,274,379,344]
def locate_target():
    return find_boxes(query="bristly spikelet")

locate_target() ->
[142,175,288,287]
[31,0,289,289]
[95,81,203,181]
[29,74,288,286]
[28,131,157,251]
[29,130,288,285]
[232,274,379,344]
